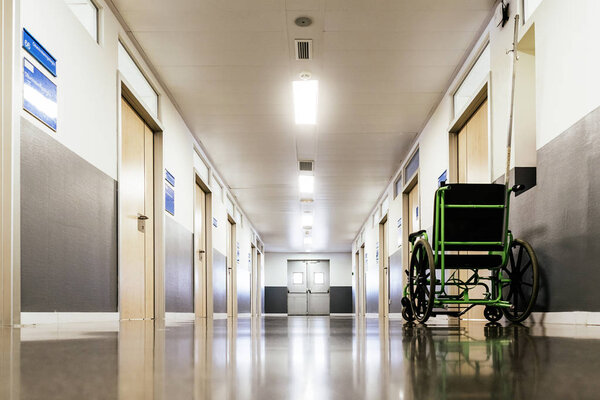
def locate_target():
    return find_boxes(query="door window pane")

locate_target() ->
[293,272,303,284]
[64,0,98,42]
[314,272,324,284]
[118,43,158,116]
[453,44,490,118]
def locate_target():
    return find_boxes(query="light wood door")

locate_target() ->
[457,99,489,183]
[120,98,154,320]
[379,219,389,317]
[408,183,420,235]
[457,99,489,320]
[194,183,207,318]
[226,220,237,317]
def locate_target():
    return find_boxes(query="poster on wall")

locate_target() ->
[23,58,57,131]
[397,218,402,247]
[375,242,379,264]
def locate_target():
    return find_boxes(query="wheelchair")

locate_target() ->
[401,183,539,324]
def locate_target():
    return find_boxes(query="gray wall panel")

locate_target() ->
[21,118,117,312]
[330,286,352,313]
[264,287,287,313]
[213,249,227,313]
[165,216,194,313]
[508,105,600,312]
[389,249,404,313]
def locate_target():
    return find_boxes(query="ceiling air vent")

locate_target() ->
[295,39,312,60]
[299,160,314,172]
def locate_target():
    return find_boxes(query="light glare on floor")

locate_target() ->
[293,80,318,124]
[299,175,314,193]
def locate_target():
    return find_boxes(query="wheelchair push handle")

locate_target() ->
[511,184,526,194]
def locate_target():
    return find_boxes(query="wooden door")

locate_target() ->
[380,219,389,317]
[226,220,237,317]
[456,99,489,320]
[457,99,489,183]
[194,183,207,318]
[120,98,154,320]
[408,183,420,235]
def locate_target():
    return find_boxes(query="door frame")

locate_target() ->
[193,172,213,319]
[117,77,165,321]
[378,215,389,318]
[402,170,420,292]
[1,0,22,326]
[448,79,492,184]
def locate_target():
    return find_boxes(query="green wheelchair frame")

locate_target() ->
[401,183,540,324]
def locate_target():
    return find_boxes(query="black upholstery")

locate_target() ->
[433,184,506,252]
[443,254,503,269]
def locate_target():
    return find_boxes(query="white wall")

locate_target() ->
[264,252,352,287]
[352,0,600,300]
[20,0,262,310]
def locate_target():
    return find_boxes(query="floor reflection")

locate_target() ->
[2,317,599,399]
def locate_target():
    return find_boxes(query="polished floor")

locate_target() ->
[1,316,599,399]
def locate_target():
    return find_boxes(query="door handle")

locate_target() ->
[137,214,149,220]
[198,250,206,254]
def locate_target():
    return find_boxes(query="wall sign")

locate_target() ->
[165,169,175,186]
[22,28,56,76]
[165,183,175,215]
[375,241,379,264]
[397,218,402,247]
[23,58,57,131]
[213,217,218,227]
[236,242,240,264]
[438,170,448,187]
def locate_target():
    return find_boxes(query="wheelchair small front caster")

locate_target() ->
[484,306,503,323]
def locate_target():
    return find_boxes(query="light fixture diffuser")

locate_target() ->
[302,213,313,228]
[299,175,314,194]
[293,80,318,125]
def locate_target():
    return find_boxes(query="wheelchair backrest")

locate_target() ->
[433,183,506,252]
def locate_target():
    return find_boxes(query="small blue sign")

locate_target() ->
[23,59,57,131]
[165,169,175,186]
[165,183,175,215]
[23,29,56,77]
[212,217,218,227]
[438,170,448,187]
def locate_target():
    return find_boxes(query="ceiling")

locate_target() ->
[112,0,496,252]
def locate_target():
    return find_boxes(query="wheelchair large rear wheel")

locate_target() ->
[501,239,539,323]
[408,239,436,323]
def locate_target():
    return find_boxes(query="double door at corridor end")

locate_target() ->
[287,260,330,315]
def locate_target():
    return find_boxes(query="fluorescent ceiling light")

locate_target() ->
[293,80,318,124]
[304,236,312,245]
[302,213,313,228]
[299,175,314,194]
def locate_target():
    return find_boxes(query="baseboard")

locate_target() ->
[530,311,600,326]
[21,312,119,325]
[165,312,195,321]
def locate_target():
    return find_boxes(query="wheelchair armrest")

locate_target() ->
[408,230,427,245]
